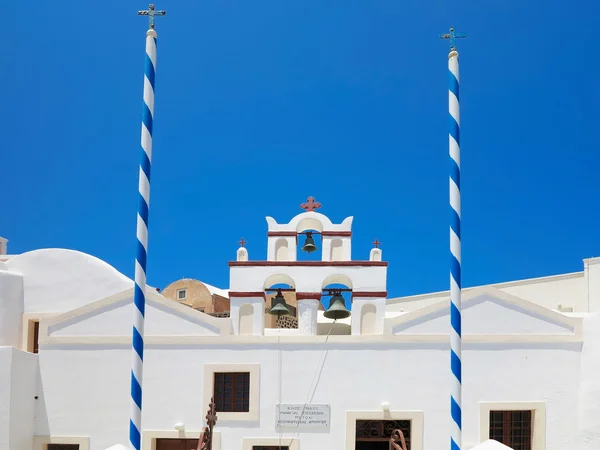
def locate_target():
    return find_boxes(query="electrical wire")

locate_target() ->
[277,329,283,449]
[282,319,336,448]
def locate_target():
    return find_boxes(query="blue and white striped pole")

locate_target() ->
[440,27,466,450]
[130,5,165,450]
[448,46,462,450]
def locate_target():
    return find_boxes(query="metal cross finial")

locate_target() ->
[439,27,467,51]
[238,238,246,247]
[300,196,322,212]
[372,238,382,248]
[137,4,166,29]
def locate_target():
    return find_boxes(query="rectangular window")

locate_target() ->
[47,445,80,450]
[28,320,40,354]
[355,419,411,450]
[489,410,532,450]
[177,289,187,300]
[214,372,250,412]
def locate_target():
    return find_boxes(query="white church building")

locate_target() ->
[1,201,600,450]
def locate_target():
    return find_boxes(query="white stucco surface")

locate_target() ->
[392,294,575,335]
[500,274,586,312]
[35,340,580,450]
[0,347,37,450]
[579,312,600,450]
[0,270,24,346]
[387,267,595,314]
[230,296,265,335]
[230,265,387,292]
[6,249,132,313]
[104,445,129,450]
[471,440,514,450]
[49,298,221,337]
[10,349,37,450]
[266,212,353,233]
[0,348,11,450]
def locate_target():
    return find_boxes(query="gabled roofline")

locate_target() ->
[386,271,583,305]
[384,286,583,339]
[42,287,231,341]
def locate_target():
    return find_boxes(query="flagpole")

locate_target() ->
[439,27,466,450]
[130,5,166,450]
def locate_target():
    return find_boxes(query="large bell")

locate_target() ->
[301,232,318,253]
[268,289,291,317]
[323,292,351,320]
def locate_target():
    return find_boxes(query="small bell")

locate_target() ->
[268,289,291,317]
[323,291,351,320]
[301,232,318,253]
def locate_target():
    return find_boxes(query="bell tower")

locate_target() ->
[266,196,353,262]
[229,197,388,336]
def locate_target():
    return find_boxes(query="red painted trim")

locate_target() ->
[352,291,388,298]
[296,292,323,300]
[229,291,266,298]
[228,261,388,267]
[267,231,298,237]
[321,231,352,237]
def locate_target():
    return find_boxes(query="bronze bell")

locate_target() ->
[268,289,291,317]
[323,291,351,320]
[301,232,317,253]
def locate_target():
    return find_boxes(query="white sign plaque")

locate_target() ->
[276,404,330,429]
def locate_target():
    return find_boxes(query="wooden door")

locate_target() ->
[156,439,199,450]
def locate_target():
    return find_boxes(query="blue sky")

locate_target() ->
[2,0,599,297]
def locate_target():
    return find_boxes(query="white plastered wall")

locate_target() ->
[297,299,320,335]
[33,340,580,450]
[5,249,132,314]
[0,347,37,450]
[230,265,386,293]
[351,297,386,335]
[267,237,296,262]
[387,261,596,314]
[0,270,24,347]
[579,311,600,450]
[584,257,600,312]
[230,297,265,336]
[387,288,583,341]
[41,289,230,345]
[322,236,351,261]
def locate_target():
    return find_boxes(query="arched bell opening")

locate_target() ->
[264,282,297,329]
[321,282,352,321]
[296,229,322,261]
